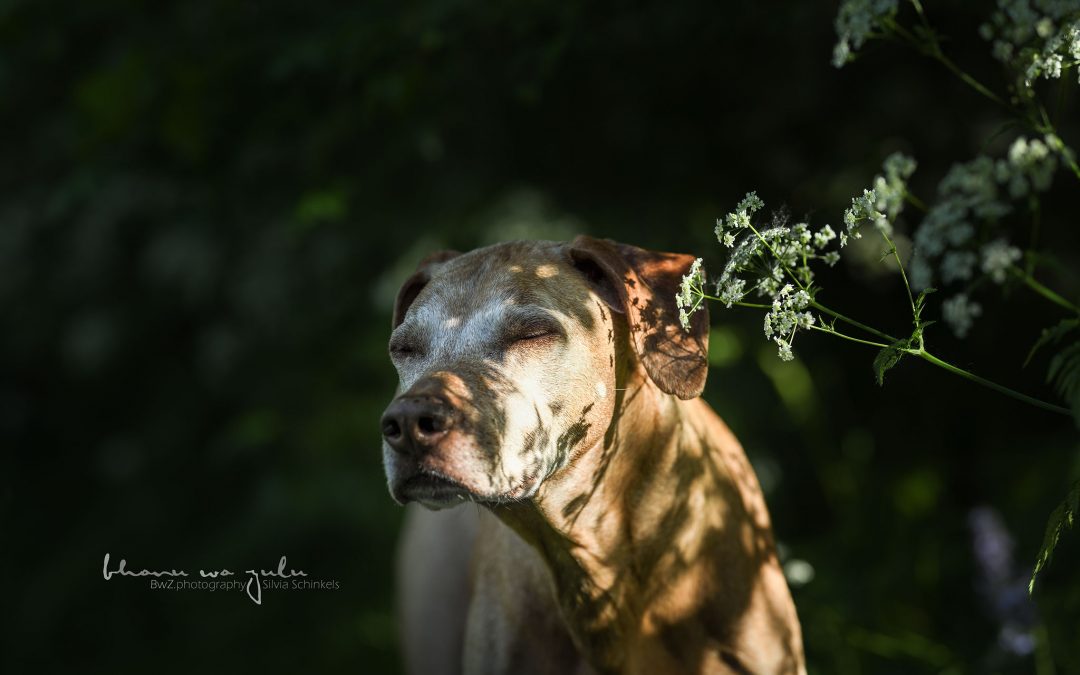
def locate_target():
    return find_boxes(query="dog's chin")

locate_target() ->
[388,463,536,510]
[393,471,477,510]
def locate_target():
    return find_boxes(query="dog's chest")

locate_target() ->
[463,515,593,675]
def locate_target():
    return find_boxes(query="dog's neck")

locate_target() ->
[492,365,749,672]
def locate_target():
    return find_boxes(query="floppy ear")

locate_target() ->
[568,235,709,400]
[392,250,461,328]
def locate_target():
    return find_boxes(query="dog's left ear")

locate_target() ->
[568,235,709,400]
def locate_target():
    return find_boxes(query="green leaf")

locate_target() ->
[1024,317,1079,368]
[1030,479,1080,595]
[1047,341,1080,428]
[1024,318,1080,427]
[913,287,936,324]
[872,337,912,387]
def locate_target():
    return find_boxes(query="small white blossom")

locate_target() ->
[980,239,1022,283]
[832,0,899,68]
[676,257,706,329]
[813,224,837,248]
[715,191,765,247]
[1000,136,1057,197]
[940,251,978,283]
[942,293,983,339]
[873,152,917,223]
[983,2,1080,92]
[844,189,885,233]
[776,339,795,362]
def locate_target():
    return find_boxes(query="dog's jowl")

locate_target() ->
[381,237,805,675]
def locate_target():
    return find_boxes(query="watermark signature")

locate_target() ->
[102,553,340,605]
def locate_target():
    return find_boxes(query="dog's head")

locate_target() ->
[380,237,709,508]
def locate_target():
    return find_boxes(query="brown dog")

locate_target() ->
[382,237,805,674]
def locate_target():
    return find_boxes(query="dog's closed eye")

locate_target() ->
[389,335,423,359]
[506,317,563,348]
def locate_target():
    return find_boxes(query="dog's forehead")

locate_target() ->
[421,241,578,317]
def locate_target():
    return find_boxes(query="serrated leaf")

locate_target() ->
[872,337,912,387]
[1025,317,1079,368]
[1030,479,1080,594]
[1046,341,1080,427]
[913,287,936,324]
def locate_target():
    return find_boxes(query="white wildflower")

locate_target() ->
[940,251,978,283]
[814,224,837,248]
[676,258,707,329]
[844,188,885,233]
[980,239,1022,283]
[715,191,765,246]
[873,152,917,223]
[983,2,1080,91]
[776,339,795,362]
[833,0,900,68]
[1001,136,1057,197]
[942,293,983,339]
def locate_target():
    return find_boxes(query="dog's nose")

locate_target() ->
[381,396,455,455]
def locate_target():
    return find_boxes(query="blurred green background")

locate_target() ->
[3,0,1079,672]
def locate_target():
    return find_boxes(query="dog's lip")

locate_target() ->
[398,471,475,509]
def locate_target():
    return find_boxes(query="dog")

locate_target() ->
[381,237,805,674]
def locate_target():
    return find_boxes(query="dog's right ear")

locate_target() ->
[567,235,709,400]
[392,250,461,329]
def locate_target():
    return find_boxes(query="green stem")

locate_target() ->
[700,294,774,310]
[915,349,1070,416]
[1027,196,1041,277]
[903,190,927,212]
[727,298,772,310]
[810,324,890,349]
[1034,107,1080,183]
[811,301,899,343]
[1057,145,1080,182]
[931,50,1008,109]
[745,221,809,292]
[1011,266,1080,314]
[885,12,1009,110]
[701,294,1070,416]
[880,229,916,318]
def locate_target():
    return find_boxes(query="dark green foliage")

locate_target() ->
[1030,480,1080,594]
[873,337,913,386]
[3,1,1079,673]
[1026,318,1080,426]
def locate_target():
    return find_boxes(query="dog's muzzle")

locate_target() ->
[381,394,475,508]
[381,394,456,457]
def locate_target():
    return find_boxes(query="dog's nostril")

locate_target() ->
[417,415,443,435]
[383,418,402,440]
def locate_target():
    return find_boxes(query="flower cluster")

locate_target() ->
[942,293,983,339]
[909,135,1063,337]
[843,189,884,244]
[981,238,1024,283]
[715,191,764,248]
[873,152,918,223]
[833,0,899,68]
[679,150,922,360]
[685,187,895,360]
[981,0,1080,91]
[675,257,706,330]
[763,285,815,361]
